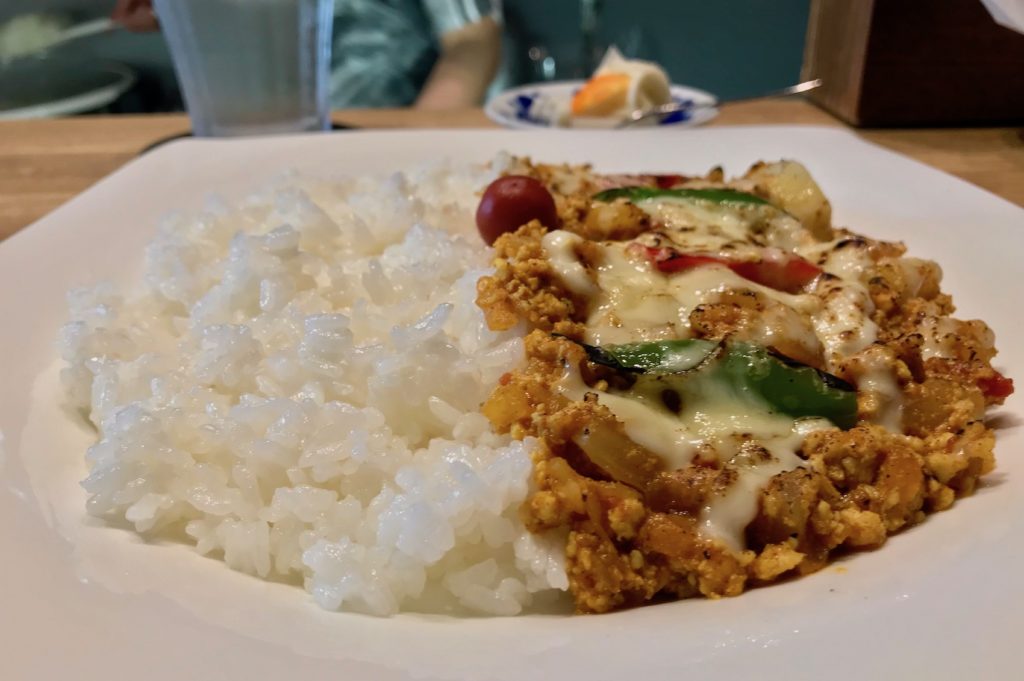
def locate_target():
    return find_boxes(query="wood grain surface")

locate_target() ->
[0,100,1020,241]
[803,0,1024,126]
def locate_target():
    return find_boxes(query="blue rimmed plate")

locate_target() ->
[485,80,718,129]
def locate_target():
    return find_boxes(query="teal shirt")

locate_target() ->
[330,0,438,108]
[330,0,497,108]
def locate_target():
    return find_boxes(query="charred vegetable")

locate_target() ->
[635,244,822,294]
[571,337,858,429]
[593,186,770,207]
[572,337,718,374]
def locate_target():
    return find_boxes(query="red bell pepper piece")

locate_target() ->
[978,371,1014,400]
[653,174,685,189]
[637,245,822,294]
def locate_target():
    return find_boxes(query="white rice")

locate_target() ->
[57,157,569,616]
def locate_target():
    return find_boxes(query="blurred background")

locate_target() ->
[505,0,808,97]
[0,0,810,117]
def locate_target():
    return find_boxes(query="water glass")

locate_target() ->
[154,0,335,137]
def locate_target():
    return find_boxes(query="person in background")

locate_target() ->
[332,1,501,108]
[110,0,501,109]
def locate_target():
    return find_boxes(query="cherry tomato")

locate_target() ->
[475,175,558,245]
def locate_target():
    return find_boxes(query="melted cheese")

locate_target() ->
[859,366,902,432]
[810,277,878,366]
[919,315,961,361]
[897,257,940,299]
[793,239,880,368]
[541,230,599,297]
[850,348,904,432]
[817,239,870,280]
[585,245,703,344]
[595,392,699,467]
[540,193,910,552]
[556,365,696,466]
[585,242,818,346]
[701,418,831,552]
[798,239,904,427]
[556,362,828,550]
[637,199,762,244]
[701,455,792,554]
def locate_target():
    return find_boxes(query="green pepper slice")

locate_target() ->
[578,338,719,373]
[718,343,857,429]
[572,337,858,430]
[592,186,770,206]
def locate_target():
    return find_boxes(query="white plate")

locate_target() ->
[485,80,718,129]
[0,55,136,120]
[1,127,1021,681]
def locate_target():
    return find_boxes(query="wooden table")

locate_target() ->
[0,100,1021,241]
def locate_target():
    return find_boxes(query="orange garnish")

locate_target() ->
[571,73,630,116]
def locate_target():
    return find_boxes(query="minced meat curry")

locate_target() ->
[473,157,1012,613]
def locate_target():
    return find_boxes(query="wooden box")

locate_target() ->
[802,0,1024,126]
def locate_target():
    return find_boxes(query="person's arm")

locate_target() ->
[111,0,159,32]
[414,16,500,110]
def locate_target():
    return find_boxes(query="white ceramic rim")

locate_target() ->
[1,127,1021,681]
[0,61,137,120]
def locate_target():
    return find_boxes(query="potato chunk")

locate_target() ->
[745,160,833,240]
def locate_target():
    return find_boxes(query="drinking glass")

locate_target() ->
[154,0,335,137]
